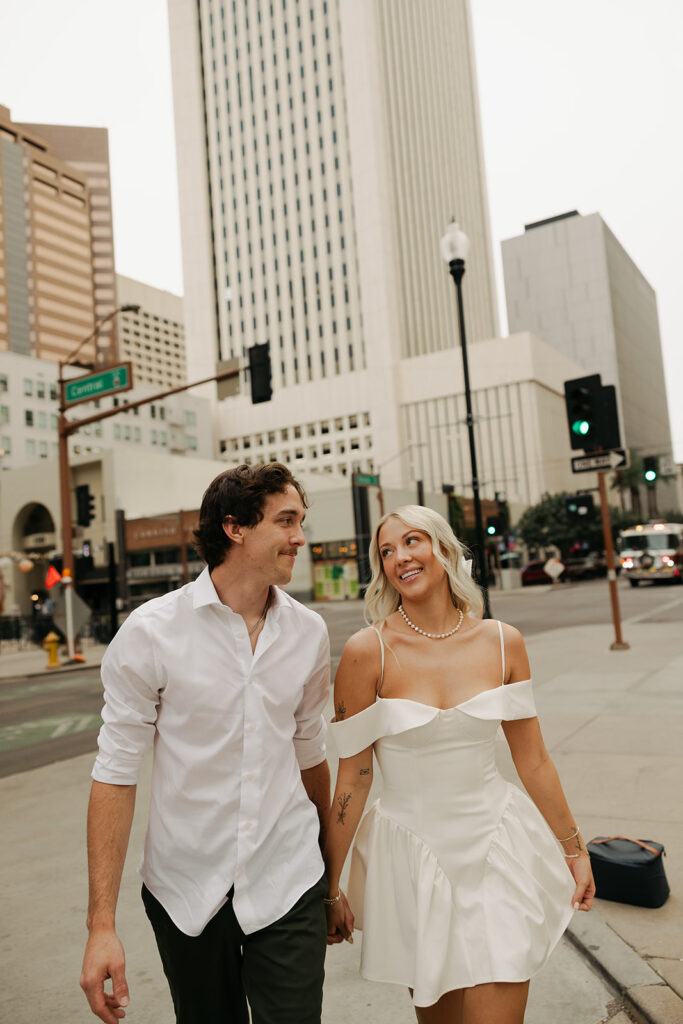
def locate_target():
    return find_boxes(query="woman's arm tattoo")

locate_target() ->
[359,768,370,775]
[335,700,347,720]
[336,792,351,824]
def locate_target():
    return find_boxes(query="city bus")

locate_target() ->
[618,521,683,587]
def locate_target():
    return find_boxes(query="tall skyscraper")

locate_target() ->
[19,120,120,366]
[0,106,97,365]
[502,211,674,472]
[168,0,499,485]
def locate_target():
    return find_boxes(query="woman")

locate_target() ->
[323,506,594,1024]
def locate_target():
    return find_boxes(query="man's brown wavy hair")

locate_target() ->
[193,463,308,570]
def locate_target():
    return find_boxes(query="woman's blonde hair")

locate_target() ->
[364,505,484,624]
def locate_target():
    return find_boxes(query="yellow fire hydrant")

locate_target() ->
[43,630,61,669]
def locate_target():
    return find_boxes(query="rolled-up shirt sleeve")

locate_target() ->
[92,610,161,785]
[293,623,330,770]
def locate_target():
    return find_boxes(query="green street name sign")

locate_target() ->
[64,362,134,407]
[355,473,380,486]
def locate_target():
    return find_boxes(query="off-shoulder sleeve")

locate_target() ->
[329,699,441,758]
[502,678,536,721]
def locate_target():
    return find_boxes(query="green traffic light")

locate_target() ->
[487,526,496,535]
[644,470,657,482]
[571,419,590,436]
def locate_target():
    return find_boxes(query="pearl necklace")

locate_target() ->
[398,602,463,639]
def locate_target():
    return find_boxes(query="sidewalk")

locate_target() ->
[0,640,109,679]
[2,604,683,1022]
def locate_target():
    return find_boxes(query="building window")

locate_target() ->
[185,410,197,426]
[160,432,167,446]
[151,429,157,445]
[39,441,48,459]
[36,381,45,399]
[0,406,9,423]
[25,410,34,427]
[187,436,198,451]
[0,375,7,392]
[26,439,36,457]
[38,411,47,429]
[114,424,121,439]
[23,379,33,396]
[50,383,58,400]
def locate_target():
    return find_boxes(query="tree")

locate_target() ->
[515,491,638,559]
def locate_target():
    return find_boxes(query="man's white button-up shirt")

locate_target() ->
[92,567,330,937]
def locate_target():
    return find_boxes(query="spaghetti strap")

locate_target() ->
[372,625,386,697]
[497,620,506,685]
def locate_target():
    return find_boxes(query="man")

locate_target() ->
[80,463,334,1024]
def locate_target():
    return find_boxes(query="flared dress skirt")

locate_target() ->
[330,681,575,1008]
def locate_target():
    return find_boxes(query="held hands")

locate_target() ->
[567,854,596,912]
[325,889,355,945]
[80,928,130,1023]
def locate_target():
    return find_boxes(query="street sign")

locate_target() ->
[355,473,380,486]
[64,362,133,407]
[543,558,565,580]
[571,449,629,474]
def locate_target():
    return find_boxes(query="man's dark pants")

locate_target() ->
[142,875,327,1024]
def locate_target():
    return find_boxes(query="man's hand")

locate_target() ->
[325,890,355,945]
[80,928,130,1022]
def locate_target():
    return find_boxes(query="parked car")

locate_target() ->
[563,552,607,581]
[520,560,568,586]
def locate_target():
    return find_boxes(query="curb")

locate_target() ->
[567,911,683,1024]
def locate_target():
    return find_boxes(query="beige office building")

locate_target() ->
[117,274,187,389]
[18,119,120,366]
[502,211,677,511]
[168,0,500,488]
[0,106,97,365]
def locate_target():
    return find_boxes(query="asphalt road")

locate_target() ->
[1,577,680,778]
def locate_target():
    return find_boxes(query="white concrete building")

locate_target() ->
[116,275,187,389]
[0,350,213,470]
[502,211,677,511]
[168,0,500,489]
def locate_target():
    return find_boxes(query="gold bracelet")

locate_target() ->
[323,890,341,906]
[555,825,580,843]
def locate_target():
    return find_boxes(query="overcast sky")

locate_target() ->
[1,0,681,460]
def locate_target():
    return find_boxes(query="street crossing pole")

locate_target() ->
[598,469,629,650]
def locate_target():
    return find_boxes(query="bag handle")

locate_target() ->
[590,835,661,856]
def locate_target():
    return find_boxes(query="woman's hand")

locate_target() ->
[325,890,354,945]
[567,854,595,912]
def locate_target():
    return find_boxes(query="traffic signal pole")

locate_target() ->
[598,469,629,651]
[57,363,243,657]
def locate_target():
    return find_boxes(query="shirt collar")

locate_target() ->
[192,565,295,617]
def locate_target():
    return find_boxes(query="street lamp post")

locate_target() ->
[441,221,491,618]
[57,304,140,657]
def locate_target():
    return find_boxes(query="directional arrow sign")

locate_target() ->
[571,448,629,474]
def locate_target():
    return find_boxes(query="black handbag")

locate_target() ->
[588,835,669,908]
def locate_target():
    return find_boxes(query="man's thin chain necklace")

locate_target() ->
[248,591,271,637]
[398,602,463,639]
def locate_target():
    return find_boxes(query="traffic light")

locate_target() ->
[565,494,595,517]
[643,456,658,486]
[563,375,621,453]
[75,484,96,527]
[486,516,504,536]
[564,375,603,451]
[248,342,272,404]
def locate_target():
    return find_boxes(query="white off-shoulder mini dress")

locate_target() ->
[329,620,574,1008]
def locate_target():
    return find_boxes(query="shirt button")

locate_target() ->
[247,724,255,733]
[243,821,252,831]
